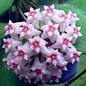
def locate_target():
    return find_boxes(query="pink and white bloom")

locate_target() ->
[24,8,42,29]
[46,49,65,66]
[52,33,72,51]
[67,26,82,38]
[41,21,59,37]
[10,60,21,70]
[20,22,41,38]
[24,7,41,21]
[29,36,47,53]
[52,10,66,23]
[2,38,12,52]
[14,45,29,60]
[31,58,47,79]
[66,48,81,64]
[2,38,21,52]
[67,11,79,22]
[5,20,15,35]
[2,53,15,68]
[42,5,56,17]
[41,21,59,43]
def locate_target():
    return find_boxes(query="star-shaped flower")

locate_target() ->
[48,66,62,83]
[14,45,29,60]
[5,20,15,35]
[2,38,12,52]
[20,22,41,38]
[67,11,79,22]
[41,21,59,43]
[52,10,66,23]
[41,21,59,37]
[42,5,56,17]
[70,50,81,64]
[2,38,21,52]
[46,49,65,66]
[65,47,81,64]
[31,58,47,79]
[2,53,15,68]
[24,7,41,21]
[10,60,21,70]
[51,33,72,51]
[29,36,47,53]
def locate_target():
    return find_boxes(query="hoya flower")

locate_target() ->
[67,26,82,44]
[41,21,59,37]
[2,38,12,52]
[29,36,47,53]
[5,20,15,35]
[14,45,29,60]
[10,60,21,70]
[20,22,41,38]
[66,47,81,64]
[42,5,56,17]
[52,10,66,23]
[59,19,76,33]
[67,26,82,38]
[52,33,72,51]
[25,7,41,21]
[67,11,79,22]
[47,65,62,83]
[24,7,42,29]
[2,38,21,52]
[46,49,65,66]
[31,58,47,79]
[41,21,59,43]
[2,53,15,68]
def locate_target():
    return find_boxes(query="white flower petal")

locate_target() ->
[46,58,51,62]
[48,31,53,36]
[35,47,40,53]
[52,60,57,66]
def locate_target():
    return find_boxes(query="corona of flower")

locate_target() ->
[2,5,82,86]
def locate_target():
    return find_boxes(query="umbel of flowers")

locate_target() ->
[2,5,82,86]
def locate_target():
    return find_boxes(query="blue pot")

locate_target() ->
[48,61,79,85]
[59,61,78,83]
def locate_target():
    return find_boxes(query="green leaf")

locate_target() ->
[67,0,86,12]
[0,0,14,15]
[0,23,6,39]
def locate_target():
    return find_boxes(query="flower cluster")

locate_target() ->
[2,5,82,86]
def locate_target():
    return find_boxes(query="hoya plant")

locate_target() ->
[2,4,82,86]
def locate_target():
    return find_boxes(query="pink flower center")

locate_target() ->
[73,28,79,34]
[12,63,18,69]
[51,76,57,81]
[18,50,25,57]
[73,53,78,59]
[60,14,67,19]
[63,38,69,45]
[46,8,53,13]
[7,24,13,31]
[29,11,36,17]
[22,26,29,32]
[50,54,57,60]
[4,41,10,48]
[32,40,40,48]
[35,69,42,75]
[49,25,55,32]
